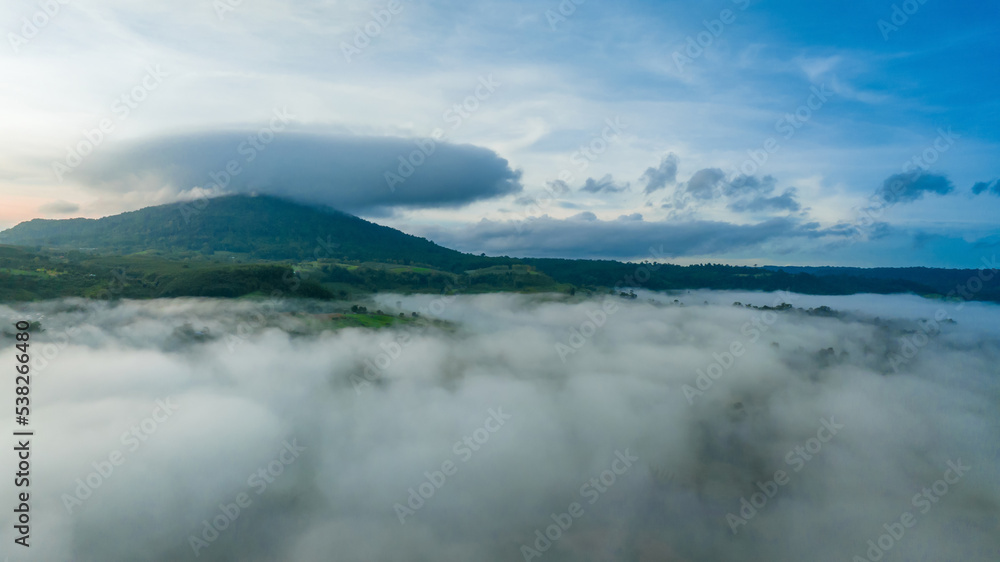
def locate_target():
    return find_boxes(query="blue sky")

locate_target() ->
[0,0,997,266]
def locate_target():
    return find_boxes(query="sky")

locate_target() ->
[0,0,998,267]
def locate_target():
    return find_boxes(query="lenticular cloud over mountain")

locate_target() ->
[1,292,997,561]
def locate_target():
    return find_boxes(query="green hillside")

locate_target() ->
[0,245,334,301]
[0,194,471,268]
[0,194,996,303]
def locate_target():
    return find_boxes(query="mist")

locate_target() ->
[1,291,998,561]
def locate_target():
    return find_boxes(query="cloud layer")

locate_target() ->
[2,291,997,561]
[73,132,523,214]
[416,216,827,259]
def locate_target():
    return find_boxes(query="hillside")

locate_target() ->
[0,194,470,268]
[1,194,997,303]
[764,265,1000,302]
[0,244,336,301]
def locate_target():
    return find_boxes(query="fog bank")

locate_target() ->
[1,291,998,561]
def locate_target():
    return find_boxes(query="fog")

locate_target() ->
[1,291,998,561]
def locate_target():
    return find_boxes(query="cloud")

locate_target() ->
[972,179,1000,196]
[580,174,629,194]
[684,168,727,200]
[71,132,523,214]
[545,180,571,195]
[1,293,997,561]
[729,188,801,213]
[641,153,679,194]
[38,200,81,214]
[663,173,799,216]
[720,175,800,213]
[874,171,954,204]
[723,175,777,197]
[416,215,835,259]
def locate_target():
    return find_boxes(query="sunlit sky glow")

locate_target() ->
[1,0,997,266]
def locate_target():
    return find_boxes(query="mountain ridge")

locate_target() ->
[1,194,997,302]
[0,194,469,267]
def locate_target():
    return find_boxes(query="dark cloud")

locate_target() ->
[723,174,777,197]
[415,215,835,259]
[72,132,523,214]
[722,175,799,213]
[874,171,953,204]
[545,179,571,194]
[664,173,798,216]
[38,200,80,214]
[972,179,1000,196]
[641,153,679,194]
[824,220,890,240]
[580,174,629,194]
[729,188,801,213]
[684,168,726,200]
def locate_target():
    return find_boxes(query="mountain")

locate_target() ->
[1,194,996,302]
[763,265,1000,303]
[0,194,471,268]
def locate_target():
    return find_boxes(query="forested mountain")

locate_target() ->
[0,194,468,266]
[1,194,996,303]
[764,265,1000,302]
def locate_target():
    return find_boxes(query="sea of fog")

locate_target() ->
[0,290,998,561]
